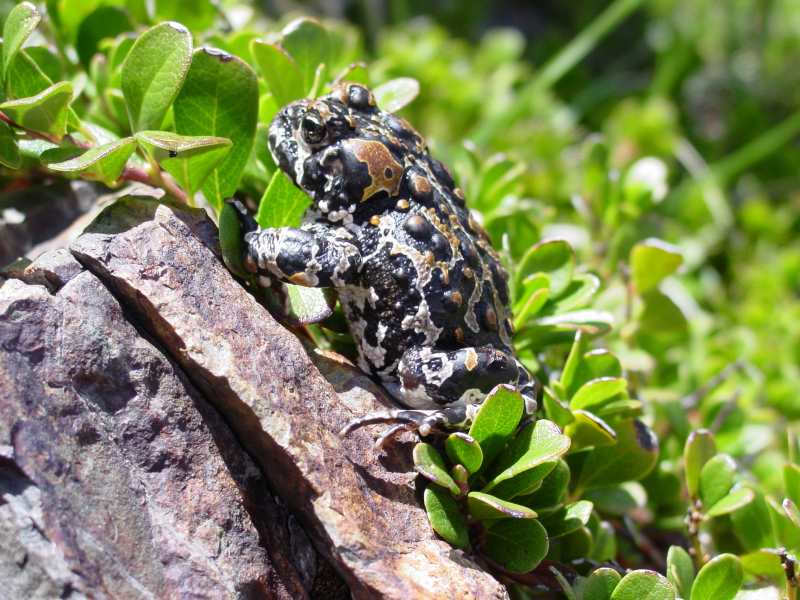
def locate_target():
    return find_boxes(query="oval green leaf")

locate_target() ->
[630,238,683,295]
[684,429,717,499]
[692,553,743,600]
[610,570,674,600]
[134,130,232,197]
[569,377,628,412]
[250,40,305,108]
[2,2,40,85]
[517,459,570,515]
[584,567,622,600]
[76,6,133,70]
[542,273,600,315]
[219,202,248,278]
[516,239,575,297]
[467,491,537,522]
[575,419,659,493]
[543,387,574,427]
[424,484,469,549]
[413,442,460,495]
[538,501,593,539]
[566,349,623,398]
[284,285,335,325]
[256,170,313,229]
[122,22,193,132]
[785,498,800,531]
[0,81,73,137]
[0,120,21,169]
[564,411,618,453]
[730,483,776,551]
[373,77,420,112]
[699,454,736,511]
[484,518,548,573]
[445,431,483,474]
[706,487,755,517]
[280,18,331,94]
[467,384,524,472]
[174,48,259,212]
[666,545,695,599]
[44,136,136,185]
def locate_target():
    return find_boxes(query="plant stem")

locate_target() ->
[685,502,706,570]
[470,0,646,146]
[0,111,61,144]
[122,164,188,204]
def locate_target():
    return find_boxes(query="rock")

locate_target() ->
[0,273,313,599]
[2,249,83,292]
[71,194,508,600]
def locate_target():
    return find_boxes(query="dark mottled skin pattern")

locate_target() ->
[235,82,537,431]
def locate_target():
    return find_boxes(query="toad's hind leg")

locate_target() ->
[339,346,539,449]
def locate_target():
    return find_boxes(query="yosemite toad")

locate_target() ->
[229,82,539,446]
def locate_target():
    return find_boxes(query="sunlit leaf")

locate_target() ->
[684,429,717,499]
[445,431,483,474]
[584,567,621,600]
[691,554,743,600]
[174,48,259,211]
[43,136,135,185]
[609,570,674,600]
[538,501,593,539]
[0,81,72,137]
[468,384,524,472]
[256,170,312,229]
[250,40,305,108]
[413,442,460,495]
[424,484,469,549]
[0,120,21,168]
[122,22,193,132]
[516,239,575,297]
[467,491,537,522]
[630,238,682,295]
[2,2,40,85]
[373,77,420,112]
[280,18,331,94]
[666,545,695,599]
[569,377,627,412]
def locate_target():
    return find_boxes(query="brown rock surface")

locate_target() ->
[70,195,508,600]
[0,269,312,598]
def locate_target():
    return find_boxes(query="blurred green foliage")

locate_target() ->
[2,0,800,597]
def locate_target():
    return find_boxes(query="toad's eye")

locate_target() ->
[300,112,326,144]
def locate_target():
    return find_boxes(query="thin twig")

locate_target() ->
[709,386,743,434]
[685,502,706,570]
[0,111,61,144]
[681,359,746,410]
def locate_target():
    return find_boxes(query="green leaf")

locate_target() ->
[583,484,642,516]
[0,81,72,137]
[134,130,231,197]
[467,492,537,522]
[483,423,570,493]
[584,568,622,600]
[256,170,313,229]
[484,518,548,573]
[699,454,736,511]
[18,138,57,158]
[284,285,335,325]
[2,2,40,86]
[522,310,615,347]
[515,286,550,326]
[280,18,331,94]
[551,566,580,600]
[541,273,600,315]
[76,6,133,70]
[592,521,617,562]
[517,459,570,515]
[516,239,575,297]
[564,411,618,452]
[783,462,800,506]
[219,202,248,279]
[173,48,259,212]
[250,40,305,108]
[445,432,483,474]
[692,554,743,600]
[413,443,460,495]
[538,501,593,539]
[122,22,193,132]
[666,545,695,599]
[739,550,784,581]
[334,62,370,86]
[609,570,675,600]
[543,387,574,427]
[684,429,717,499]
[569,377,627,412]
[706,487,755,517]
[559,330,587,393]
[468,384,524,471]
[574,419,659,493]
[43,136,136,185]
[630,238,682,295]
[566,350,623,398]
[424,485,469,549]
[373,77,420,112]
[638,289,688,334]
[0,120,21,168]
[785,498,800,531]
[514,272,550,313]
[730,483,776,551]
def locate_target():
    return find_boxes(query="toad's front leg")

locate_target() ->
[227,199,362,288]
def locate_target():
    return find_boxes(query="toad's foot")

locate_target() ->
[338,406,478,450]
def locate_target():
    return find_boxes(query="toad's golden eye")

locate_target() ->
[300,111,326,144]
